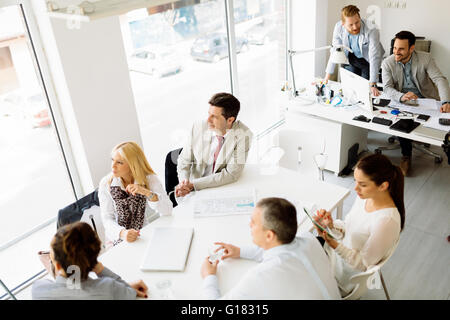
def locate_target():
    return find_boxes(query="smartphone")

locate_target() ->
[38,251,55,278]
[417,114,430,121]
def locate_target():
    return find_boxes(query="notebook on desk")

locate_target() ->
[413,125,447,141]
[140,227,194,271]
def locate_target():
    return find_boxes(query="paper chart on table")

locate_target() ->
[193,188,256,217]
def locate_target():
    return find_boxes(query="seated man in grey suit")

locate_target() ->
[175,92,253,198]
[382,31,450,175]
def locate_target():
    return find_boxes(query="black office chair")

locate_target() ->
[57,189,99,229]
[165,148,183,207]
[376,37,443,163]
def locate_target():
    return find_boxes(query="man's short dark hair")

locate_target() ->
[395,31,416,48]
[208,92,240,121]
[257,197,297,244]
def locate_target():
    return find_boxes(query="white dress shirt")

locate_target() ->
[99,174,172,241]
[325,197,401,295]
[202,232,341,300]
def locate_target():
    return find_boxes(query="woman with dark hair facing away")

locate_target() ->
[32,222,148,299]
[313,154,405,296]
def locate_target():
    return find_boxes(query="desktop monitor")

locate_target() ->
[339,67,373,114]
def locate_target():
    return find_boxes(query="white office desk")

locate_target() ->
[285,98,446,174]
[287,99,444,147]
[98,165,349,300]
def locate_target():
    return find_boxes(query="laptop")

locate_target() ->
[413,125,447,141]
[140,227,194,271]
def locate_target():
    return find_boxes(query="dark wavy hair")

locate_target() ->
[208,92,240,121]
[356,154,405,230]
[51,222,101,280]
[395,30,416,48]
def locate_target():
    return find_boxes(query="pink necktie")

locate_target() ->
[212,135,225,173]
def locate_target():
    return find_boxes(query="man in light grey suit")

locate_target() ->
[325,5,385,97]
[382,31,450,175]
[175,92,253,198]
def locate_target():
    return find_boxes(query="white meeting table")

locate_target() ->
[99,165,349,300]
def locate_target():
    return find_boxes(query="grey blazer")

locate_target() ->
[32,267,136,300]
[326,19,385,83]
[177,120,253,191]
[381,51,450,102]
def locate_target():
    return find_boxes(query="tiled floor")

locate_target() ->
[4,131,450,300]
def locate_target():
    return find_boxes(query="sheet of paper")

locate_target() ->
[416,98,441,110]
[193,188,256,217]
[386,99,448,132]
[389,98,440,111]
[397,105,440,117]
[422,112,450,131]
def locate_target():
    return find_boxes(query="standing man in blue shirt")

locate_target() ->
[325,5,385,97]
[382,31,450,175]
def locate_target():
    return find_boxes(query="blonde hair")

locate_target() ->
[109,141,155,189]
[341,5,360,22]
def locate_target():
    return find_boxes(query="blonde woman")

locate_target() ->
[99,142,172,243]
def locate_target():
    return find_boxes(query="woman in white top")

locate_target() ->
[99,141,172,243]
[313,153,405,295]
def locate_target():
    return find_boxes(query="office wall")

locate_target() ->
[327,0,450,80]
[290,0,332,84]
[314,0,330,77]
[30,0,142,192]
[289,0,337,81]
[290,0,316,86]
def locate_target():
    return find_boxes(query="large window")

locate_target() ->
[121,1,230,176]
[233,0,286,135]
[0,3,76,297]
[120,0,287,177]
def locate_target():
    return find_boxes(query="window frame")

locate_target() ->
[0,0,81,299]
